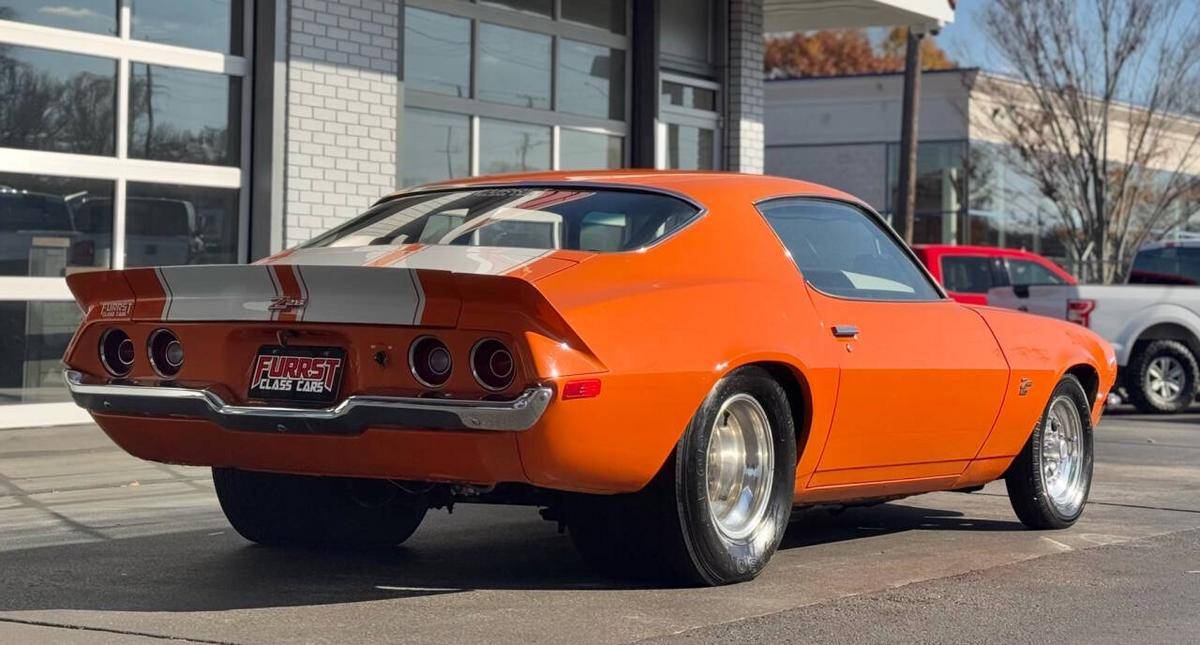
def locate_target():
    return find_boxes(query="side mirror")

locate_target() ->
[1013,284,1030,299]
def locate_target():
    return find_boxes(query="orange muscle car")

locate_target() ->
[63,171,1116,585]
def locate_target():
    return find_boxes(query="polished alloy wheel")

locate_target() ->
[1041,395,1086,516]
[1146,355,1187,406]
[705,393,774,541]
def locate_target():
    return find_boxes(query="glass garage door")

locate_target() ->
[0,1,252,425]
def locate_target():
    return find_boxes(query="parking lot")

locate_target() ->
[0,408,1196,644]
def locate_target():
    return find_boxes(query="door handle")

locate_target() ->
[832,325,859,339]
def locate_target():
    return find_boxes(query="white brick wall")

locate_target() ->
[727,0,764,173]
[284,0,400,247]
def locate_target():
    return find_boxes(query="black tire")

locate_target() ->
[213,468,428,548]
[1005,375,1094,530]
[566,367,797,586]
[1124,340,1198,414]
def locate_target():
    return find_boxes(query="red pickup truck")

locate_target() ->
[913,245,1077,305]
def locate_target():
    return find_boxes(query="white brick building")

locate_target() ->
[0,0,952,423]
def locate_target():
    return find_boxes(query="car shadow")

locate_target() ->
[0,500,1026,613]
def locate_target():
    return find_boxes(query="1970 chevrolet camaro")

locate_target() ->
[63,171,1116,585]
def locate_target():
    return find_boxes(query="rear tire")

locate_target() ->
[1005,375,1093,530]
[1125,340,1198,414]
[567,367,797,586]
[213,468,428,548]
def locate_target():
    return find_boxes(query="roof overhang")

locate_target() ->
[764,0,955,33]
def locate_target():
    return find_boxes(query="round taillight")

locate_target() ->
[148,329,184,378]
[471,339,515,391]
[409,336,452,388]
[99,329,135,377]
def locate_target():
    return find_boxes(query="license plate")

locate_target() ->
[248,345,346,405]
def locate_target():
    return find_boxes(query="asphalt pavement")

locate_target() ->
[0,407,1196,644]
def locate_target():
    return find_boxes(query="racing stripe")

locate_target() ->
[270,264,305,322]
[365,244,425,267]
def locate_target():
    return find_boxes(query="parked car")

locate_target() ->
[989,238,1200,414]
[62,171,1115,586]
[70,196,203,267]
[0,187,83,276]
[913,244,1076,305]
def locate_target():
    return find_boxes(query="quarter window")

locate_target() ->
[758,199,941,301]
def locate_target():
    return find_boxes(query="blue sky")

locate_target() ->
[933,0,990,68]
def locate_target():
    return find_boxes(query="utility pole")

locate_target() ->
[897,26,924,245]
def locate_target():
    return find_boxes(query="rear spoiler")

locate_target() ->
[66,265,584,347]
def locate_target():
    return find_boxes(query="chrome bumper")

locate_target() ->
[64,370,553,434]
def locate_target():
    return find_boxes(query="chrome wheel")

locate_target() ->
[705,393,774,541]
[1146,355,1187,406]
[1041,395,1086,517]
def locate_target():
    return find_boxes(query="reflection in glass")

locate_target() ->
[125,183,238,267]
[404,7,470,98]
[667,124,714,170]
[0,1,117,35]
[477,23,551,109]
[661,81,716,111]
[0,301,82,405]
[558,40,624,120]
[885,141,966,245]
[403,108,470,187]
[0,173,113,277]
[560,130,621,170]
[131,0,244,55]
[128,64,241,166]
[480,0,552,16]
[479,118,550,174]
[562,0,625,33]
[0,45,116,155]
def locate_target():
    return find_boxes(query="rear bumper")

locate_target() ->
[64,370,553,434]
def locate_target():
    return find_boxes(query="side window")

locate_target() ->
[1007,259,1065,286]
[941,256,996,294]
[757,199,941,301]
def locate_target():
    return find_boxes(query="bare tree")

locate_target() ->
[978,0,1200,282]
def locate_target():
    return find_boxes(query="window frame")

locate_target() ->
[753,196,949,303]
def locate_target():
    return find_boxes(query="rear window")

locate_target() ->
[302,187,699,253]
[0,192,73,232]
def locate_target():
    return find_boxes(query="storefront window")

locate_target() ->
[562,0,625,33]
[0,1,117,36]
[0,301,81,405]
[558,40,624,120]
[479,118,550,174]
[404,8,471,98]
[125,183,238,267]
[0,45,116,156]
[480,0,552,17]
[128,64,242,166]
[668,124,715,170]
[560,130,621,170]
[131,0,244,55]
[0,173,113,277]
[886,141,967,244]
[403,108,470,186]
[477,23,552,109]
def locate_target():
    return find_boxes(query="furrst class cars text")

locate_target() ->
[62,171,1116,586]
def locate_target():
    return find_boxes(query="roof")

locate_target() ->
[387,170,866,210]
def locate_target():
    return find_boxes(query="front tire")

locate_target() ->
[1125,340,1198,414]
[213,468,428,548]
[1005,375,1094,529]
[567,367,797,586]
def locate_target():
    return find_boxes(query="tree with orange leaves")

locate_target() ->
[765,27,955,78]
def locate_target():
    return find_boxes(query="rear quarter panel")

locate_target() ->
[521,190,842,493]
[970,306,1116,461]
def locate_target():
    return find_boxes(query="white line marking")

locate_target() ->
[1041,537,1073,551]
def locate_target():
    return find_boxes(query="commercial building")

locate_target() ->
[0,0,952,424]
[766,68,1200,268]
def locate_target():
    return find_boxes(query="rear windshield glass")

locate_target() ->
[302,187,700,253]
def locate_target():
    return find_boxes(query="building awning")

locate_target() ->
[764,0,955,32]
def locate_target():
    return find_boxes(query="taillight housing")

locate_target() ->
[147,328,184,378]
[1067,299,1096,327]
[470,338,515,391]
[99,329,135,377]
[409,336,452,388]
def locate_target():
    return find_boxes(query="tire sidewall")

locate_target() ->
[1131,341,1198,413]
[675,368,797,585]
[1030,376,1094,525]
